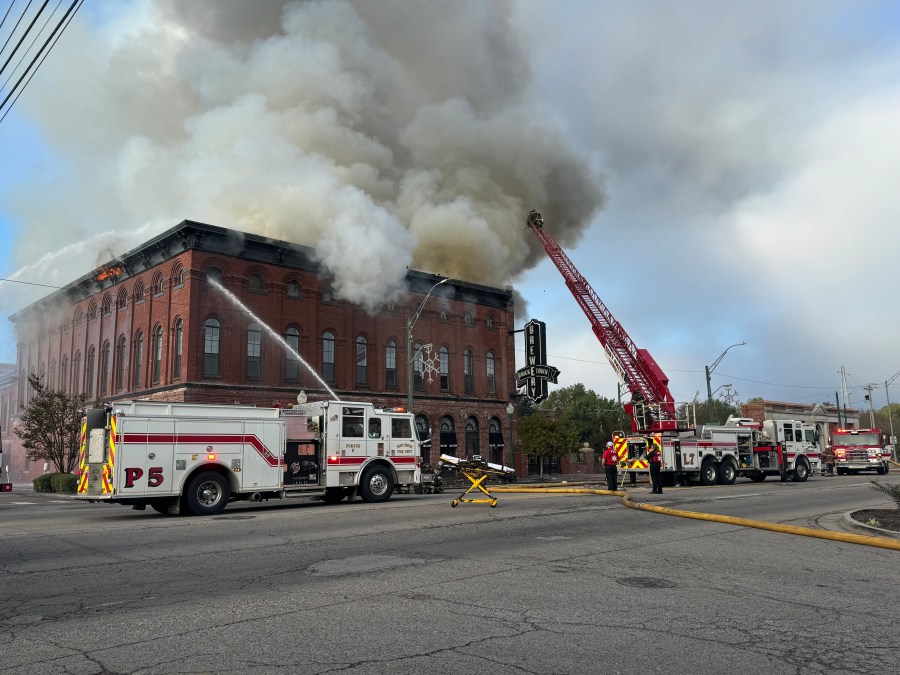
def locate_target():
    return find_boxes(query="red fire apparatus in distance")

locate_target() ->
[830,428,891,475]
[76,399,422,516]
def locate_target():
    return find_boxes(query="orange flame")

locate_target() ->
[96,264,124,281]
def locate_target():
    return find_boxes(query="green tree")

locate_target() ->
[517,414,579,477]
[538,384,628,449]
[15,375,87,473]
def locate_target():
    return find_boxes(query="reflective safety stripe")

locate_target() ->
[77,420,88,494]
[103,416,117,494]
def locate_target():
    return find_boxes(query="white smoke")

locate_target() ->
[2,0,604,318]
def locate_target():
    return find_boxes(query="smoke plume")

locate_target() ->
[3,0,604,314]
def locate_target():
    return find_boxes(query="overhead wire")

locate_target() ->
[0,0,46,79]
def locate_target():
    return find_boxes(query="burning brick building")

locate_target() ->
[4,220,517,483]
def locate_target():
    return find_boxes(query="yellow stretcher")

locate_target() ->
[439,454,515,508]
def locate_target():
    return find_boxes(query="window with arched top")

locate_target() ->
[385,340,397,389]
[285,327,300,382]
[115,335,127,391]
[153,273,165,295]
[286,281,301,298]
[440,415,457,457]
[204,318,220,377]
[486,352,496,395]
[463,348,474,394]
[322,331,335,384]
[99,341,111,397]
[174,266,185,287]
[87,301,97,321]
[132,331,143,389]
[101,294,112,316]
[74,308,84,327]
[152,325,163,384]
[61,356,69,393]
[72,352,80,394]
[133,280,145,303]
[86,347,95,398]
[117,287,128,311]
[248,274,265,292]
[356,336,368,387]
[207,267,223,285]
[413,342,425,391]
[173,318,183,379]
[465,416,480,457]
[247,322,262,379]
[439,346,450,391]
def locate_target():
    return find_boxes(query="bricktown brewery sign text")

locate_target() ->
[515,319,560,404]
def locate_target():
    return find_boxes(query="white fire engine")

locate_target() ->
[613,416,821,486]
[76,399,422,516]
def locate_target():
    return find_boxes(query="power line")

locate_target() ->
[0,276,62,288]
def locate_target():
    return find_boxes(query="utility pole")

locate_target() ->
[886,369,900,461]
[863,383,877,428]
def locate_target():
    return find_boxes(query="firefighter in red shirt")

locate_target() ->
[602,441,619,492]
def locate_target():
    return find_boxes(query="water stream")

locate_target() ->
[208,279,340,401]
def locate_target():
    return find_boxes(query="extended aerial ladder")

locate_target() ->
[525,210,678,431]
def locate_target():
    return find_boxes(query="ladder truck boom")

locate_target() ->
[526,210,677,429]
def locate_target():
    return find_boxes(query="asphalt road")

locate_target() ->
[1,475,899,675]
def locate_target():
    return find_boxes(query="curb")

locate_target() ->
[843,510,900,540]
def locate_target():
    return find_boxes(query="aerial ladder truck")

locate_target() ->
[525,210,820,485]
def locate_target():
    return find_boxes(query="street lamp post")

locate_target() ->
[506,402,515,470]
[886,370,900,461]
[705,341,746,402]
[406,278,449,414]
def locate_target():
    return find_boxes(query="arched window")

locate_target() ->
[173,318,183,378]
[322,331,335,384]
[86,347,95,399]
[61,356,69,393]
[153,272,165,295]
[132,331,143,389]
[115,335,127,391]
[440,415,457,457]
[465,416,480,457]
[247,322,262,379]
[204,318,221,377]
[439,346,450,391]
[99,341,111,397]
[385,340,397,389]
[286,281,301,298]
[416,414,432,463]
[72,352,81,394]
[133,280,145,303]
[207,267,223,285]
[463,348,474,394]
[117,287,128,311]
[248,274,265,292]
[489,417,504,466]
[87,300,97,321]
[101,294,112,316]
[152,324,163,384]
[413,342,425,391]
[486,352,496,395]
[356,336,368,387]
[74,308,84,327]
[174,265,185,287]
[285,327,300,382]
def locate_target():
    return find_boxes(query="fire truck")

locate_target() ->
[75,399,422,515]
[830,427,891,475]
[526,210,820,485]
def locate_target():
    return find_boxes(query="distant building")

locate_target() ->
[741,399,859,453]
[4,220,517,483]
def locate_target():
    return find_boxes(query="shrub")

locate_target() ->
[870,480,900,509]
[51,473,78,494]
[32,473,55,492]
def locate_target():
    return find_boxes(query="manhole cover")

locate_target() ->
[617,576,676,589]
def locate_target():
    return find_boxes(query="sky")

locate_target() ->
[1,0,900,415]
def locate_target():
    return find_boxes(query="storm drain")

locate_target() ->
[617,576,677,589]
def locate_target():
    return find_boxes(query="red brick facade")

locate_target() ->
[3,221,518,483]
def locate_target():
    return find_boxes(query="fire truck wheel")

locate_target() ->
[185,471,230,516]
[717,460,737,485]
[875,465,886,475]
[699,459,718,486]
[359,466,394,503]
[792,459,810,482]
[749,473,766,482]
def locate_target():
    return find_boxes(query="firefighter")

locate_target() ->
[647,442,662,494]
[602,441,619,492]
[822,445,835,476]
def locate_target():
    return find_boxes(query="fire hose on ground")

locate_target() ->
[488,485,900,552]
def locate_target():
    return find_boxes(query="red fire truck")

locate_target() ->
[526,210,820,485]
[830,427,891,475]
[76,399,422,515]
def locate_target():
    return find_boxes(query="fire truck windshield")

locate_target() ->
[834,433,880,446]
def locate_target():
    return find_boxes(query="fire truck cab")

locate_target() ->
[830,428,891,475]
[76,399,422,516]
